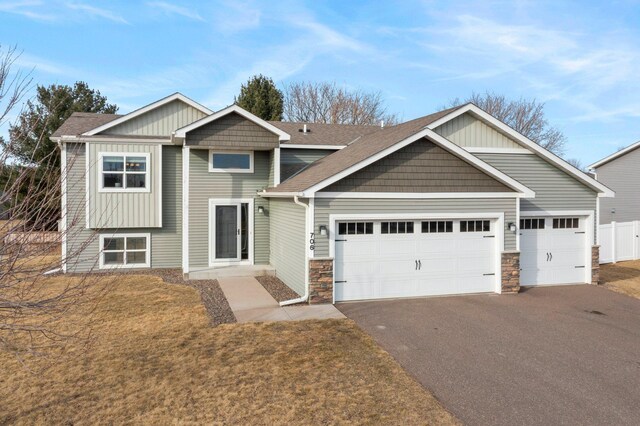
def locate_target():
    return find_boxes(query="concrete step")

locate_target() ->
[187,265,276,280]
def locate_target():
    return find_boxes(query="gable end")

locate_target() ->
[185,112,279,150]
[323,139,512,193]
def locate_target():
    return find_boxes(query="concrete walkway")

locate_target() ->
[217,276,345,323]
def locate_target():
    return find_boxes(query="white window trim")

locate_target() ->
[99,233,151,269]
[98,152,151,193]
[208,150,254,174]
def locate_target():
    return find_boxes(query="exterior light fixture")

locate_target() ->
[319,225,327,236]
[508,222,517,232]
[258,206,265,214]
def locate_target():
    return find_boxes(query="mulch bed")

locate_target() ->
[68,268,236,326]
[255,275,301,303]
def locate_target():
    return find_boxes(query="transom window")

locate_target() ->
[422,221,453,233]
[553,218,579,229]
[381,221,414,234]
[210,151,254,173]
[100,153,149,191]
[338,222,374,235]
[520,218,545,230]
[100,234,150,268]
[460,220,491,232]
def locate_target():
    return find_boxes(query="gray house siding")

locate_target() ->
[434,112,526,150]
[188,149,271,269]
[103,100,206,136]
[65,143,182,272]
[324,140,511,193]
[186,113,279,150]
[86,142,162,228]
[269,198,305,296]
[313,197,518,257]
[596,148,640,224]
[280,148,334,181]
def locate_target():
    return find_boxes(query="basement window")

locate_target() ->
[100,234,150,268]
[460,220,491,232]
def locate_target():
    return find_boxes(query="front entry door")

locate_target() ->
[210,200,252,265]
[215,204,240,260]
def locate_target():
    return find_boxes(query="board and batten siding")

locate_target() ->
[269,198,305,296]
[188,149,271,269]
[86,142,161,228]
[64,143,182,272]
[595,148,640,224]
[434,112,526,151]
[103,100,207,136]
[186,112,279,150]
[313,198,518,257]
[324,140,511,193]
[280,148,337,181]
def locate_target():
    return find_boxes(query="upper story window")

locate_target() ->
[210,151,254,173]
[100,153,150,192]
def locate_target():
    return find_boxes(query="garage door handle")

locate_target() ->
[574,231,585,234]
[483,235,495,238]
[336,239,347,242]
[550,252,553,261]
[418,260,422,270]
[546,252,550,261]
[415,260,418,270]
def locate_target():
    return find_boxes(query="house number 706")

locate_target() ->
[309,232,315,251]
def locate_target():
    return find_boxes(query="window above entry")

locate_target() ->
[99,153,150,192]
[209,151,254,173]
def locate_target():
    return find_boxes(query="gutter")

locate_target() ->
[279,195,310,306]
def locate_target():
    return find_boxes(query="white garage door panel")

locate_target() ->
[335,219,497,302]
[520,217,587,286]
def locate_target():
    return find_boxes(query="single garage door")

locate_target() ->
[334,218,498,302]
[520,216,588,286]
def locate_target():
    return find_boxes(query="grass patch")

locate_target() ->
[600,260,640,299]
[1,273,458,425]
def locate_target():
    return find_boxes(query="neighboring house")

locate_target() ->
[589,141,640,224]
[51,93,613,304]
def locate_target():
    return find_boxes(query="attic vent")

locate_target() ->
[299,124,311,133]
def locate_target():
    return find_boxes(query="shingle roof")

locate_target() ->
[266,106,463,193]
[269,121,383,146]
[51,112,122,137]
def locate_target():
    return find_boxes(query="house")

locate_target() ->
[589,141,640,224]
[51,93,613,304]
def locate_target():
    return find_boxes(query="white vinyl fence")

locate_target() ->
[599,221,640,264]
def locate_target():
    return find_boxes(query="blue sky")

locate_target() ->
[1,0,639,165]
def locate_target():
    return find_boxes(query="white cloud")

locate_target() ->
[146,1,204,22]
[0,0,56,21]
[65,2,129,25]
[212,0,261,33]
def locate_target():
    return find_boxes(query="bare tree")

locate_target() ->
[283,81,399,126]
[0,45,108,360]
[449,92,566,155]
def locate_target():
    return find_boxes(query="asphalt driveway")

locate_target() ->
[338,285,640,426]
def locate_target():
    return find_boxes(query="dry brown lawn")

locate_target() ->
[1,273,458,425]
[600,259,640,299]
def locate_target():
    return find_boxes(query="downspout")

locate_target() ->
[279,195,310,306]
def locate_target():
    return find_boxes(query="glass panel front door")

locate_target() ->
[215,205,239,260]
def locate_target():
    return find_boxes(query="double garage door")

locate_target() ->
[335,215,589,302]
[334,218,498,302]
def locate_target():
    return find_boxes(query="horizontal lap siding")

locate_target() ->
[313,198,517,257]
[186,113,279,150]
[103,100,206,136]
[324,140,511,193]
[188,149,271,269]
[269,198,305,296]
[596,148,640,224]
[476,153,597,244]
[434,112,524,150]
[65,144,182,272]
